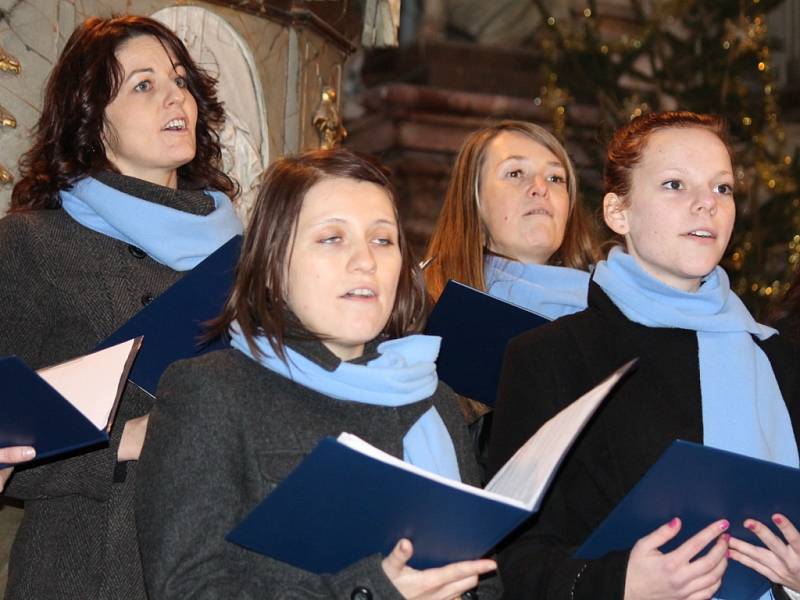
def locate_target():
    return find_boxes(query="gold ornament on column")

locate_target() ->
[0,164,13,184]
[0,44,20,185]
[313,86,347,150]
[0,45,20,74]
[0,104,17,129]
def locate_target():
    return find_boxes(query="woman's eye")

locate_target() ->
[715,183,734,195]
[175,76,188,89]
[133,80,152,92]
[372,237,395,246]
[506,169,523,179]
[319,236,342,244]
[662,179,684,191]
[547,174,566,184]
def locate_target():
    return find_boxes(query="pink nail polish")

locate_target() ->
[720,520,730,531]
[669,517,679,528]
[746,522,756,531]
[773,515,784,525]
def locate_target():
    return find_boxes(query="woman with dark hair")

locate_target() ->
[487,111,800,600]
[0,15,242,599]
[136,148,501,599]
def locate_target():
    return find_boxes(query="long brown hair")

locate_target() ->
[11,15,237,211]
[424,120,598,301]
[206,148,426,362]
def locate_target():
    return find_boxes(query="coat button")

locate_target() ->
[128,244,146,259]
[140,293,154,306]
[463,591,479,600]
[350,587,373,600]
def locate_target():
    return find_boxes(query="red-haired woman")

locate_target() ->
[487,111,800,600]
[0,15,242,599]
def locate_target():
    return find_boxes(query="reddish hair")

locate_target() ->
[11,15,236,211]
[605,111,730,200]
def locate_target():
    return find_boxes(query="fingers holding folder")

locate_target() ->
[729,514,800,597]
[0,446,36,492]
[381,538,497,600]
[625,517,730,600]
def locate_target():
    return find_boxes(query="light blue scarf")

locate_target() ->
[60,176,243,271]
[484,255,589,319]
[229,322,461,481]
[594,247,798,471]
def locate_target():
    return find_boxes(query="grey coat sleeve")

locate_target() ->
[135,360,404,600]
[0,216,125,502]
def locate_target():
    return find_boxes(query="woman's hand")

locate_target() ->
[728,514,800,594]
[117,414,150,462]
[382,538,496,599]
[0,446,36,492]
[624,518,730,600]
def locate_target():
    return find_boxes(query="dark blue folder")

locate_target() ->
[575,440,800,600]
[96,235,241,396]
[424,280,550,406]
[0,339,139,464]
[227,436,530,574]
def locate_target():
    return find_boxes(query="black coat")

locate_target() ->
[136,340,503,599]
[0,173,214,600]
[487,282,800,600]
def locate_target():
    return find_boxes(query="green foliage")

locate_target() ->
[531,0,795,316]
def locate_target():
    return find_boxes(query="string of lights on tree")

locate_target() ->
[529,0,798,316]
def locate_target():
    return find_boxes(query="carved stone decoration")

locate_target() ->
[151,6,270,226]
[0,105,17,129]
[0,163,13,185]
[0,45,20,75]
[313,86,347,149]
[362,0,401,47]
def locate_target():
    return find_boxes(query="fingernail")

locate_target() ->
[720,520,730,531]
[21,448,35,458]
[669,517,679,528]
[773,515,784,525]
[727,550,733,558]
[722,533,731,542]
[746,521,756,531]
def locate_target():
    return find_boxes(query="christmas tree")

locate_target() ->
[530,0,797,316]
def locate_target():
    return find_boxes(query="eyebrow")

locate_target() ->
[311,217,398,227]
[498,155,564,168]
[660,167,734,178]
[124,63,186,83]
[124,68,154,83]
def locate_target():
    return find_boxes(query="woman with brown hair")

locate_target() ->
[424,120,599,447]
[0,15,241,599]
[488,111,800,600]
[424,120,599,315]
[136,148,501,599]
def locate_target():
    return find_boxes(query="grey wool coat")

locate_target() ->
[136,340,504,599]
[0,173,214,600]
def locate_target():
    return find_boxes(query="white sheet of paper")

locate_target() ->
[485,359,635,511]
[37,339,138,431]
[337,359,634,512]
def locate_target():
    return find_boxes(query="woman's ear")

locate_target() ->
[603,192,629,236]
